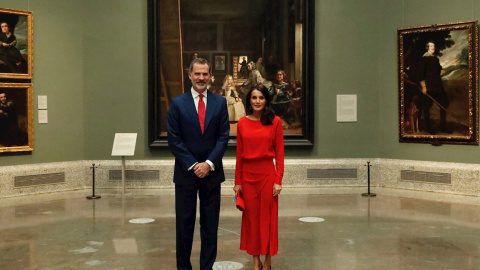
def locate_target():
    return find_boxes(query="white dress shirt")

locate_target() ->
[191,87,208,112]
[189,88,214,171]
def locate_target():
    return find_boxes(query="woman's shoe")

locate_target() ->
[254,263,263,270]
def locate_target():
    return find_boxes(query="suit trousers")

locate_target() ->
[175,180,221,270]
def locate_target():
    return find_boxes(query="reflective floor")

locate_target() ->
[1,188,480,269]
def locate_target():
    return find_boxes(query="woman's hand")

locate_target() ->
[233,185,242,195]
[273,184,282,196]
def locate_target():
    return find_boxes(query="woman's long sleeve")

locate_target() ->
[274,118,284,184]
[234,122,243,185]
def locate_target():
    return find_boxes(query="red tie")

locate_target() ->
[198,94,206,133]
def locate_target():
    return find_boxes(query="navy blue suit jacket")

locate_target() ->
[167,90,230,185]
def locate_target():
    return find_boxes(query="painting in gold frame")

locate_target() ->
[0,83,33,153]
[398,20,478,145]
[0,8,33,80]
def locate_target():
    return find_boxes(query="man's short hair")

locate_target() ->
[188,58,211,73]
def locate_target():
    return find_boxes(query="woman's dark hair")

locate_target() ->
[246,84,275,125]
[276,70,286,83]
[291,79,302,89]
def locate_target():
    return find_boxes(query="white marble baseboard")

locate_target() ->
[0,158,479,198]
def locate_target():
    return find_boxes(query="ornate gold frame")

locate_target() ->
[0,8,33,80]
[398,21,478,145]
[0,83,33,153]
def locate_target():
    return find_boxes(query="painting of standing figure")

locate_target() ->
[0,8,33,79]
[398,21,478,145]
[0,83,33,153]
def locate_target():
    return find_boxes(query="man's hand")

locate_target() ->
[193,162,210,178]
[420,80,427,95]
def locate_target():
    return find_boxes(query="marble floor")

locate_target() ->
[1,187,480,270]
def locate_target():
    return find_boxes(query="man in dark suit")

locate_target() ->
[418,40,451,135]
[167,58,230,270]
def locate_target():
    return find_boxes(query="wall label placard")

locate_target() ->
[337,95,357,122]
[111,133,137,156]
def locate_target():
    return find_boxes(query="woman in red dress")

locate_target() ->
[234,84,284,270]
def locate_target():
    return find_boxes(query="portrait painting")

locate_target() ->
[237,55,249,79]
[148,0,314,146]
[0,8,33,80]
[0,83,33,153]
[214,55,226,72]
[398,21,478,145]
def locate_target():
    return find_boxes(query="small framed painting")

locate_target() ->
[0,8,33,79]
[0,83,33,152]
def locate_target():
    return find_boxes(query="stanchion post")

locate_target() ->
[87,163,101,199]
[362,161,376,197]
[121,156,126,198]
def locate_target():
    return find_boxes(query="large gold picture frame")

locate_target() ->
[398,21,479,145]
[0,83,33,152]
[0,8,33,80]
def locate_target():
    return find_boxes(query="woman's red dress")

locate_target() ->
[235,115,284,256]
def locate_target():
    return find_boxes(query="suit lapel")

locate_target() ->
[183,93,202,135]
[204,91,219,134]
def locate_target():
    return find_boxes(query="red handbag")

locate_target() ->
[236,191,245,211]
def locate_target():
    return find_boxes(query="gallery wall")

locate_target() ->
[0,0,85,166]
[82,0,151,160]
[1,0,480,166]
[82,0,383,160]
[377,0,480,163]
[315,0,381,159]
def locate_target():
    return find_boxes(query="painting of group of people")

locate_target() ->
[207,56,303,135]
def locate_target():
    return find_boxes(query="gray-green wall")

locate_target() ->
[378,0,480,163]
[1,0,480,166]
[2,0,86,165]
